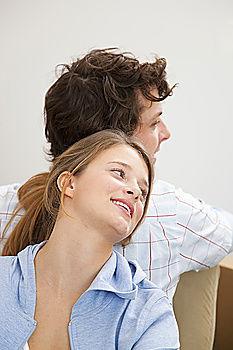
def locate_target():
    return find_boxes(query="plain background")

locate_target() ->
[1,0,233,211]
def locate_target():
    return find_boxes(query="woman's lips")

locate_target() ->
[111,199,134,218]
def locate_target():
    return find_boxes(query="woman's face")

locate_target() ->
[64,144,149,244]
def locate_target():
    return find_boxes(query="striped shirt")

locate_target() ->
[1,180,233,300]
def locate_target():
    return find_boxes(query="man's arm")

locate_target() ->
[0,183,22,251]
[176,186,233,273]
[118,179,233,299]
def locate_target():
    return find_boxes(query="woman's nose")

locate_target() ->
[124,186,140,200]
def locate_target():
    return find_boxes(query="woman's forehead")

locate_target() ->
[93,144,145,165]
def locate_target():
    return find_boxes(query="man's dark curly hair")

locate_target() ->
[44,48,175,160]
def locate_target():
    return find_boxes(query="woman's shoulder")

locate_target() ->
[0,255,18,305]
[136,278,172,318]
[114,251,169,302]
[134,268,171,313]
[0,244,36,290]
[0,255,17,271]
[0,254,18,279]
[118,254,178,346]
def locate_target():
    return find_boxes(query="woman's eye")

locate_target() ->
[140,189,148,201]
[112,169,125,178]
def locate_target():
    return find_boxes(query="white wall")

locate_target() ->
[1,0,233,211]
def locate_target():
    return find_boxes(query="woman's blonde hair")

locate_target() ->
[2,130,154,256]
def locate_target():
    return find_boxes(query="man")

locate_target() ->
[1,48,233,301]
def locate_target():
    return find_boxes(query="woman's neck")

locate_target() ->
[34,216,113,303]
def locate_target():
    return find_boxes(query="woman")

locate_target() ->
[0,130,179,350]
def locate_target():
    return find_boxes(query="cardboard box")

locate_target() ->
[214,255,233,349]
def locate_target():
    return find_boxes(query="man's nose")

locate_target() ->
[159,120,171,142]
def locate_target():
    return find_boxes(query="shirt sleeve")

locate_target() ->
[176,187,233,273]
[0,183,22,251]
[132,296,180,350]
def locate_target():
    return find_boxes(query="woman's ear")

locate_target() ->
[57,171,75,199]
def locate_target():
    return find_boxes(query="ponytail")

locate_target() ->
[1,172,55,256]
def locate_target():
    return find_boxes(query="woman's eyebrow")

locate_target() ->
[107,161,131,169]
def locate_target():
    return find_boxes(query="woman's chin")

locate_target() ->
[112,225,131,242]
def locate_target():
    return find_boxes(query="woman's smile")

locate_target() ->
[111,198,134,218]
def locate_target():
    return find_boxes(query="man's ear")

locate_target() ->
[57,171,75,199]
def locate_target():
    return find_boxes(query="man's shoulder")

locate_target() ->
[146,180,177,218]
[0,183,21,212]
[0,183,22,246]
[0,183,21,197]
[152,179,176,195]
